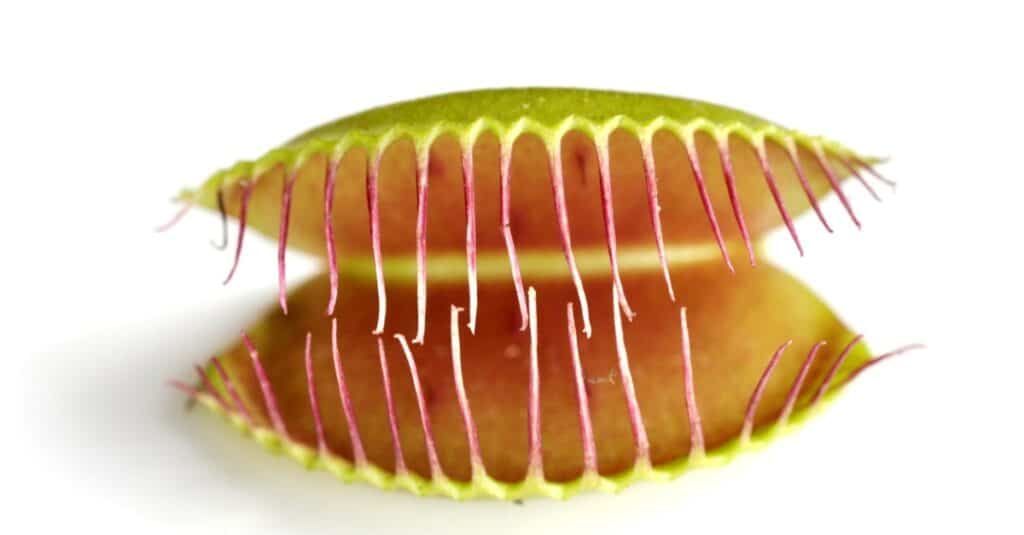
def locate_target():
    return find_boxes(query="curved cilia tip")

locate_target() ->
[166,88,907,500]
[155,200,193,233]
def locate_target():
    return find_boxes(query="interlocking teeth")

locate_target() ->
[566,302,598,476]
[741,340,791,443]
[449,305,486,479]
[526,287,542,478]
[716,135,756,267]
[154,200,192,234]
[331,317,368,467]
[595,138,634,319]
[194,364,227,411]
[810,335,864,407]
[211,189,230,249]
[367,155,386,335]
[221,181,251,285]
[611,285,651,466]
[838,344,925,388]
[176,124,893,344]
[461,145,479,333]
[412,149,430,344]
[812,143,861,228]
[394,332,443,479]
[755,142,804,256]
[241,332,288,437]
[639,137,675,301]
[303,332,327,452]
[784,138,834,233]
[777,341,827,428]
[499,140,529,332]
[277,170,298,315]
[684,135,734,273]
[376,337,408,474]
[835,155,882,202]
[852,155,896,188]
[323,161,340,316]
[212,355,251,424]
[183,313,918,497]
[547,143,593,338]
[678,308,704,458]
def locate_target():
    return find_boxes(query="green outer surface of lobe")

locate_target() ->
[288,88,775,142]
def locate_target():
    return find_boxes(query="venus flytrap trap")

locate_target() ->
[163,88,919,500]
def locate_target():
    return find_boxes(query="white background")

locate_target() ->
[4,1,1021,533]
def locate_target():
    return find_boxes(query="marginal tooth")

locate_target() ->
[461,140,479,333]
[756,141,804,256]
[566,302,598,476]
[412,147,430,345]
[683,134,734,273]
[211,188,229,249]
[833,153,882,202]
[741,340,791,442]
[784,138,834,233]
[221,181,252,285]
[500,140,529,331]
[194,363,228,411]
[639,136,675,301]
[777,341,826,428]
[678,308,704,458]
[611,286,650,466]
[303,331,328,452]
[852,155,897,188]
[331,317,367,466]
[716,134,756,267]
[367,153,387,335]
[394,333,444,479]
[324,160,340,316]
[526,287,542,478]
[241,332,288,437]
[811,143,861,228]
[548,141,593,337]
[155,200,192,233]
[595,137,635,319]
[377,337,408,474]
[168,379,198,398]
[449,306,486,478]
[839,344,926,388]
[212,356,252,424]
[277,169,298,315]
[809,334,863,407]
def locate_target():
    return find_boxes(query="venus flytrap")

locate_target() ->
[164,88,917,500]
